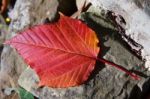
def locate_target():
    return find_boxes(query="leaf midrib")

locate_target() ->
[11,41,96,60]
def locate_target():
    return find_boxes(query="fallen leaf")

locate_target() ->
[5,14,139,88]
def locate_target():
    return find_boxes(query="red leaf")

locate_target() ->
[5,15,139,88]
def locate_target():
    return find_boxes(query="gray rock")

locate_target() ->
[90,0,150,70]
[79,9,146,99]
[1,0,150,99]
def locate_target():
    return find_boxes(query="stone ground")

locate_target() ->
[0,0,150,99]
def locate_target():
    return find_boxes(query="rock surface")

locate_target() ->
[0,0,150,99]
[90,0,150,70]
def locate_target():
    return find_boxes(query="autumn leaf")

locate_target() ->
[5,14,139,88]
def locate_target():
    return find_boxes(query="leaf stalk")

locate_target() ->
[97,58,140,80]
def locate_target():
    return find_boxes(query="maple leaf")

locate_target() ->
[5,14,139,88]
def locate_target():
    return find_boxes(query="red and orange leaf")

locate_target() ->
[5,15,99,88]
[5,14,139,88]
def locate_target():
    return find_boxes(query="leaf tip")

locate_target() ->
[3,40,11,45]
